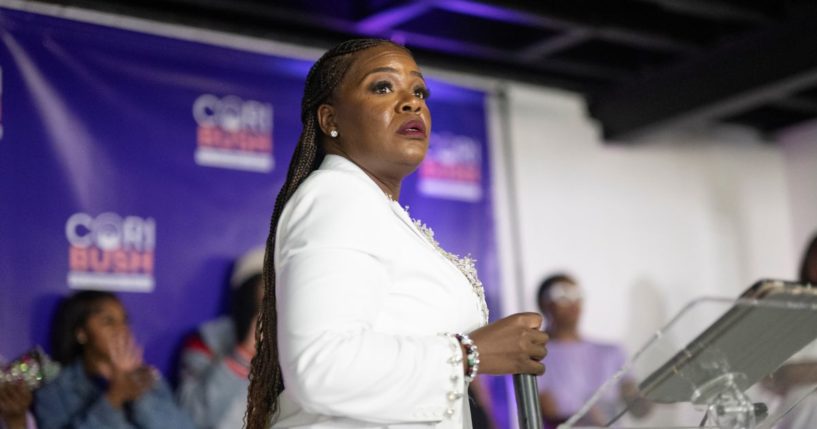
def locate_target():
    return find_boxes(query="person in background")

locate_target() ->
[0,379,35,429]
[34,291,196,429]
[766,233,817,429]
[177,247,264,429]
[536,274,649,428]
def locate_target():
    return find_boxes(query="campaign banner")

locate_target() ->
[0,5,506,426]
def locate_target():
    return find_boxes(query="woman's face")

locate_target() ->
[319,44,431,183]
[77,298,130,359]
[542,281,583,331]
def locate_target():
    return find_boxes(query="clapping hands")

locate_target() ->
[103,333,157,408]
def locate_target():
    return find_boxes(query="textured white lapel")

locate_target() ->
[387,201,437,249]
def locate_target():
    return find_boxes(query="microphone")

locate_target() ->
[513,374,543,429]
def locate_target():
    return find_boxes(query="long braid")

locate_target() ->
[244,38,406,429]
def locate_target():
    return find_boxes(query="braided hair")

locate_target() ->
[244,38,411,429]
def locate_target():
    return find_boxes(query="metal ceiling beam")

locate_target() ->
[38,0,611,92]
[593,27,698,54]
[632,0,773,23]
[410,49,604,93]
[588,11,817,141]
[103,0,631,84]
[386,29,630,81]
[355,2,432,33]
[771,97,817,115]
[193,0,357,33]
[517,30,592,61]
[436,1,698,55]
[441,0,699,53]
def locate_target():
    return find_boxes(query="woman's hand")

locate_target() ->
[469,312,548,375]
[105,333,155,407]
[106,366,156,408]
[109,333,144,374]
[0,382,31,429]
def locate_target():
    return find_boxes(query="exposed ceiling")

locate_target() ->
[29,0,817,141]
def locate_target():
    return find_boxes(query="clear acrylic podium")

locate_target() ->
[559,280,817,429]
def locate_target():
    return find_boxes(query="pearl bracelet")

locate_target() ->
[454,333,480,384]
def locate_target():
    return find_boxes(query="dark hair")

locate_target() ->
[799,233,817,283]
[50,290,118,365]
[245,38,410,429]
[536,273,576,308]
[232,273,263,342]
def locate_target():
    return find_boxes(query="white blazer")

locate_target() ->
[272,154,486,428]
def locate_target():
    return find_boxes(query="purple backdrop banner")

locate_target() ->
[0,5,505,426]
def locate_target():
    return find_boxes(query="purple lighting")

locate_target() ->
[435,0,565,30]
[355,3,432,34]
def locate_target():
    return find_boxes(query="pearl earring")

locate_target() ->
[330,129,338,138]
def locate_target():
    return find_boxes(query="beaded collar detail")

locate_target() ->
[397,202,490,326]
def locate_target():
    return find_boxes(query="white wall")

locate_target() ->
[497,83,798,354]
[780,120,817,259]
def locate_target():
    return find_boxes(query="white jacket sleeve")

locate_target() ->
[275,172,466,423]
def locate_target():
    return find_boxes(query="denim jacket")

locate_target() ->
[34,360,196,429]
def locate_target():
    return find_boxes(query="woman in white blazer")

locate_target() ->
[245,39,548,429]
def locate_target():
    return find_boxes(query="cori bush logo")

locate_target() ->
[418,132,483,202]
[65,212,156,292]
[193,94,274,173]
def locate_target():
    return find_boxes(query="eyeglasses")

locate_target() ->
[547,282,583,304]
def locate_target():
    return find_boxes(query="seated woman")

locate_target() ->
[34,291,196,429]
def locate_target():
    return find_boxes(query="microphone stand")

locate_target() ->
[514,374,544,429]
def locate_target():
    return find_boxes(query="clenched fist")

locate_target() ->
[470,312,548,375]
